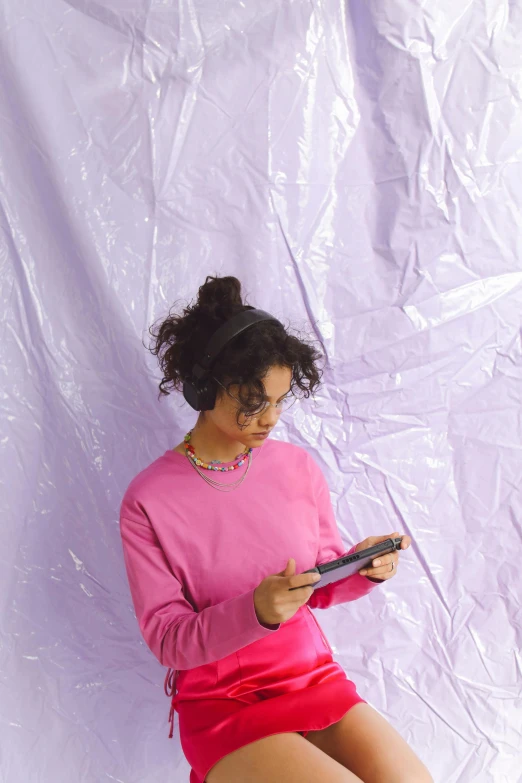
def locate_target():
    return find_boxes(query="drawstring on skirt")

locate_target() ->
[164,667,179,739]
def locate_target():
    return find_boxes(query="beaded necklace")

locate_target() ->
[181,430,254,492]
[183,430,253,471]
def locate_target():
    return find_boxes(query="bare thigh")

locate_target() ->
[205,731,364,783]
[305,703,433,783]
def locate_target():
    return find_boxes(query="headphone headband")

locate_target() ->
[182,307,283,412]
[191,308,282,381]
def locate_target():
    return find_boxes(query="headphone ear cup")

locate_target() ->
[182,379,202,411]
[182,377,218,411]
[197,377,218,411]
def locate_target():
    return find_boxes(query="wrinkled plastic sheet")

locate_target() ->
[2,2,521,782]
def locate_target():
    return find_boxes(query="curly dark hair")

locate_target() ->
[147,275,324,424]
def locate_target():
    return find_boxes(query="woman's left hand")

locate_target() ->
[356,532,411,581]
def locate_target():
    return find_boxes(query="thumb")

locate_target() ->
[277,557,296,577]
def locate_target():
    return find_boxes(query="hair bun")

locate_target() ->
[147,273,323,402]
[195,275,244,320]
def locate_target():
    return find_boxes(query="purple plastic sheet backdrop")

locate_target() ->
[2,2,521,781]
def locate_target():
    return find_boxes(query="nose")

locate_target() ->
[257,404,280,428]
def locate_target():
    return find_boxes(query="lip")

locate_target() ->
[252,432,271,439]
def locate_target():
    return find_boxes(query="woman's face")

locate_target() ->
[209,364,293,448]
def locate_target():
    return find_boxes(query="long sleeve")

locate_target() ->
[306,456,380,610]
[119,513,280,671]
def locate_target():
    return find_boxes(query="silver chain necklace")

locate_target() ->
[185,448,253,492]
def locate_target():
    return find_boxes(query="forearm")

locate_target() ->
[158,587,280,669]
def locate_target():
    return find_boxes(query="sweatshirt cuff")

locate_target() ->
[238,587,281,637]
[210,588,281,656]
[160,587,281,670]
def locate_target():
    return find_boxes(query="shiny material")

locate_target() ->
[4,3,520,782]
[171,604,366,783]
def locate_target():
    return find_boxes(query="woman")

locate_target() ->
[119,275,432,783]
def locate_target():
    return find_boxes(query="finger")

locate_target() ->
[360,557,396,576]
[364,564,396,578]
[361,565,396,578]
[360,554,397,577]
[363,570,392,580]
[372,554,395,567]
[385,532,410,550]
[289,573,321,589]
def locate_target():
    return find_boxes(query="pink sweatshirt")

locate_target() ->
[119,438,379,673]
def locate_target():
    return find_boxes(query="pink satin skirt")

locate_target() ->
[166,604,366,783]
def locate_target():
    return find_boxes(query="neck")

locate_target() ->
[188,416,249,463]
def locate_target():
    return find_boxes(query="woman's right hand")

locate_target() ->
[253,558,321,626]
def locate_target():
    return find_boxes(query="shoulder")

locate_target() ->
[265,438,311,463]
[275,440,331,483]
[119,450,179,524]
[265,440,331,503]
[265,438,319,477]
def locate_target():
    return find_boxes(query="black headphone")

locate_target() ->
[182,308,284,411]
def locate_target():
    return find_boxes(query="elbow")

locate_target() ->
[158,624,179,668]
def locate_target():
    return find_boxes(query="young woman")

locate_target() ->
[119,276,432,783]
